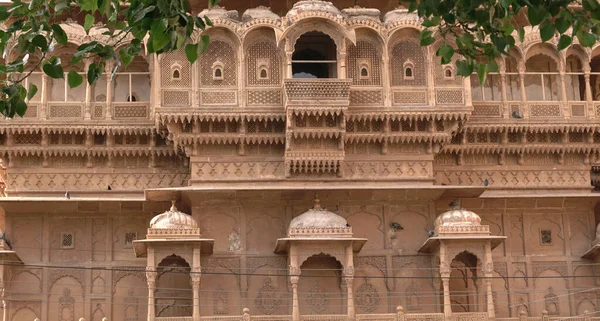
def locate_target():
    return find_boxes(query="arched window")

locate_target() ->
[359,61,370,80]
[259,68,268,79]
[403,59,415,80]
[444,66,454,80]
[292,32,337,78]
[172,69,180,79]
[171,63,182,81]
[212,61,224,80]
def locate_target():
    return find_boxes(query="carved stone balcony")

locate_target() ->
[284,79,352,109]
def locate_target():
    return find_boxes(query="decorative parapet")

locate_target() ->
[454,313,488,321]
[288,226,353,238]
[284,79,352,105]
[0,159,6,197]
[146,228,201,239]
[435,225,491,236]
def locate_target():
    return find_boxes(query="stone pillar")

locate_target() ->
[500,61,509,118]
[105,62,113,119]
[585,67,594,119]
[192,270,201,321]
[442,277,451,317]
[286,50,293,79]
[291,275,300,321]
[518,61,527,118]
[146,269,157,321]
[484,242,495,319]
[41,74,48,119]
[346,277,355,321]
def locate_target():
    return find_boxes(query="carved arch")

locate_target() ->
[280,18,356,51]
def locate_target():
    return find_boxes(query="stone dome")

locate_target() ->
[434,204,481,229]
[198,5,239,21]
[242,6,280,22]
[383,8,419,24]
[286,0,345,21]
[342,7,381,21]
[150,201,198,229]
[288,198,347,232]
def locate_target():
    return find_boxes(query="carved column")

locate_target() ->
[484,242,495,318]
[84,60,92,120]
[439,245,452,317]
[382,51,391,107]
[559,58,569,118]
[500,60,509,118]
[339,51,347,79]
[146,269,157,321]
[191,268,201,321]
[345,244,355,320]
[41,74,48,119]
[291,275,300,321]
[286,50,293,79]
[585,66,594,119]
[518,61,527,118]
[105,62,113,119]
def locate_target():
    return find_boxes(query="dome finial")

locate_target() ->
[313,193,323,210]
[170,199,177,212]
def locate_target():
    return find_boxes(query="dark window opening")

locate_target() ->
[214,68,222,78]
[172,69,180,79]
[405,67,413,78]
[445,68,453,78]
[540,229,552,245]
[126,95,137,102]
[292,32,337,79]
[260,68,268,79]
[360,67,368,77]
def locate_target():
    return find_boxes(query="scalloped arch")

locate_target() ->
[278,18,356,50]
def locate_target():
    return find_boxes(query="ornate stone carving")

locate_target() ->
[59,288,75,321]
[112,268,145,294]
[0,159,7,196]
[355,278,380,313]
[354,256,387,277]
[213,285,229,315]
[49,269,85,292]
[405,283,421,311]
[544,287,560,315]
[255,277,281,315]
[306,280,328,314]
[202,258,241,286]
[123,289,139,321]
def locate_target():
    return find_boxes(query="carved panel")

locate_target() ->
[393,90,428,105]
[9,172,189,190]
[113,104,148,119]
[349,90,383,106]
[355,278,380,313]
[343,161,431,180]
[472,103,502,117]
[255,277,282,315]
[48,104,84,119]
[200,91,237,105]
[247,90,283,106]
[192,161,284,181]
[435,89,464,105]
[530,104,562,117]
[435,169,590,188]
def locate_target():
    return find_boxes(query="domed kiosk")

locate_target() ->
[419,201,505,319]
[275,196,366,321]
[132,200,214,321]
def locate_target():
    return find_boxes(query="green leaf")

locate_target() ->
[84,14,95,31]
[488,61,499,73]
[14,100,27,117]
[151,19,170,52]
[499,0,511,9]
[456,60,474,76]
[199,35,210,55]
[420,30,435,46]
[87,62,102,85]
[540,23,556,42]
[476,64,489,85]
[133,5,155,23]
[42,57,64,79]
[67,70,83,88]
[437,45,455,65]
[518,28,525,42]
[27,83,38,100]
[51,24,68,45]
[185,43,199,64]
[579,32,597,47]
[555,17,570,34]
[119,48,134,67]
[204,16,213,27]
[31,35,48,51]
[527,6,546,26]
[422,17,442,27]
[557,34,572,50]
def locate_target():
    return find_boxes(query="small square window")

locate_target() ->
[60,233,74,249]
[124,232,137,249]
[540,229,552,245]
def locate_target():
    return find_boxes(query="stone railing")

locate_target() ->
[435,225,490,236]
[284,79,352,104]
[300,315,348,321]
[288,226,353,237]
[157,317,193,321]
[147,228,201,239]
[454,313,487,321]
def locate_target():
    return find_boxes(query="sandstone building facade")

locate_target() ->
[1,1,600,321]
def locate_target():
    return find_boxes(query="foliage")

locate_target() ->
[0,0,219,117]
[408,0,600,83]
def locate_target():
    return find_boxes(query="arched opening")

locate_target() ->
[113,55,151,102]
[292,32,337,79]
[260,68,268,79]
[565,52,585,101]
[589,47,600,100]
[214,68,223,79]
[48,45,85,102]
[444,67,453,79]
[405,67,413,78]
[448,251,481,313]
[155,254,193,318]
[299,254,344,315]
[525,50,560,101]
[172,69,181,80]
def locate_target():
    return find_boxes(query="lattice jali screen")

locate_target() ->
[113,104,148,119]
[472,104,502,117]
[14,133,41,145]
[349,90,383,106]
[161,49,191,87]
[246,38,281,86]
[435,89,464,105]
[247,90,283,106]
[93,104,104,119]
[23,104,38,118]
[200,91,237,105]
[530,104,562,117]
[393,90,428,105]
[570,103,586,117]
[200,40,236,87]
[347,40,382,86]
[162,90,190,106]
[510,104,522,116]
[390,40,426,86]
[48,103,83,118]
[433,42,463,86]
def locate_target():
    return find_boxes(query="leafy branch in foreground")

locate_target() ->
[408,0,600,84]
[0,0,220,118]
